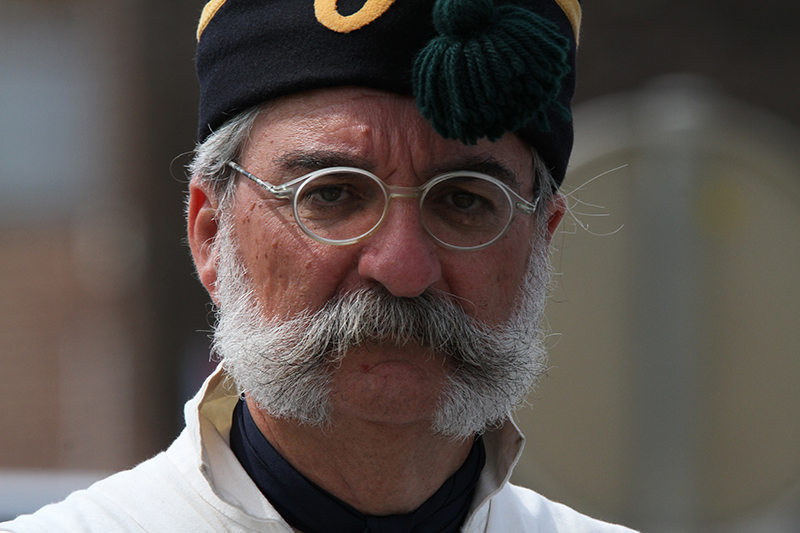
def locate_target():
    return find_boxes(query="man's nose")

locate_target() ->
[357,199,442,298]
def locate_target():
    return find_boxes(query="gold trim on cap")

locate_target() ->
[553,0,581,43]
[197,0,228,41]
[197,0,579,43]
[315,0,397,33]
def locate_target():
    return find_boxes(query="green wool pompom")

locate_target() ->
[413,0,572,144]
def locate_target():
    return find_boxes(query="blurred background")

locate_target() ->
[1,0,798,531]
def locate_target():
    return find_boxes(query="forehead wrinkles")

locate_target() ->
[245,90,533,188]
[320,104,437,175]
[298,93,536,182]
[257,91,448,163]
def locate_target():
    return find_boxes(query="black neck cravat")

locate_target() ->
[230,400,485,533]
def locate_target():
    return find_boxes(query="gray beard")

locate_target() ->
[211,219,552,439]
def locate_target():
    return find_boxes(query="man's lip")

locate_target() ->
[357,358,424,372]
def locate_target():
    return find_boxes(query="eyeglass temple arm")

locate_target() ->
[514,192,540,215]
[227,161,293,199]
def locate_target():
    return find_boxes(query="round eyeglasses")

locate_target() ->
[228,161,540,251]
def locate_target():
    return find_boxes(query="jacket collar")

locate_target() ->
[187,364,525,523]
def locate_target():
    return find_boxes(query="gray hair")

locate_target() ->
[188,104,265,209]
[188,103,558,222]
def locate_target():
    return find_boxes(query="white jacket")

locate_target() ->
[2,367,636,532]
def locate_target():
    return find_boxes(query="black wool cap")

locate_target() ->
[195,0,581,186]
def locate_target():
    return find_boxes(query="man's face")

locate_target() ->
[232,87,539,325]
[193,87,559,436]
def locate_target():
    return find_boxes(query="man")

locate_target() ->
[3,0,637,531]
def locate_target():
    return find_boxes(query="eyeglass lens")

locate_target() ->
[293,170,513,248]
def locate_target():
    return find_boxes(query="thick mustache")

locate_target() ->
[302,286,496,365]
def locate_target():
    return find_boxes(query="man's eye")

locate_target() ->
[440,189,492,213]
[450,191,480,210]
[312,186,350,203]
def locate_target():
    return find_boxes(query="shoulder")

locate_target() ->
[479,483,638,533]
[0,449,201,533]
[0,431,284,533]
[0,454,172,532]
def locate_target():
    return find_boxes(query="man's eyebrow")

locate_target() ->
[271,151,524,189]
[272,150,375,174]
[429,156,522,188]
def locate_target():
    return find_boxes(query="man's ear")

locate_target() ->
[545,192,567,244]
[187,179,222,304]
